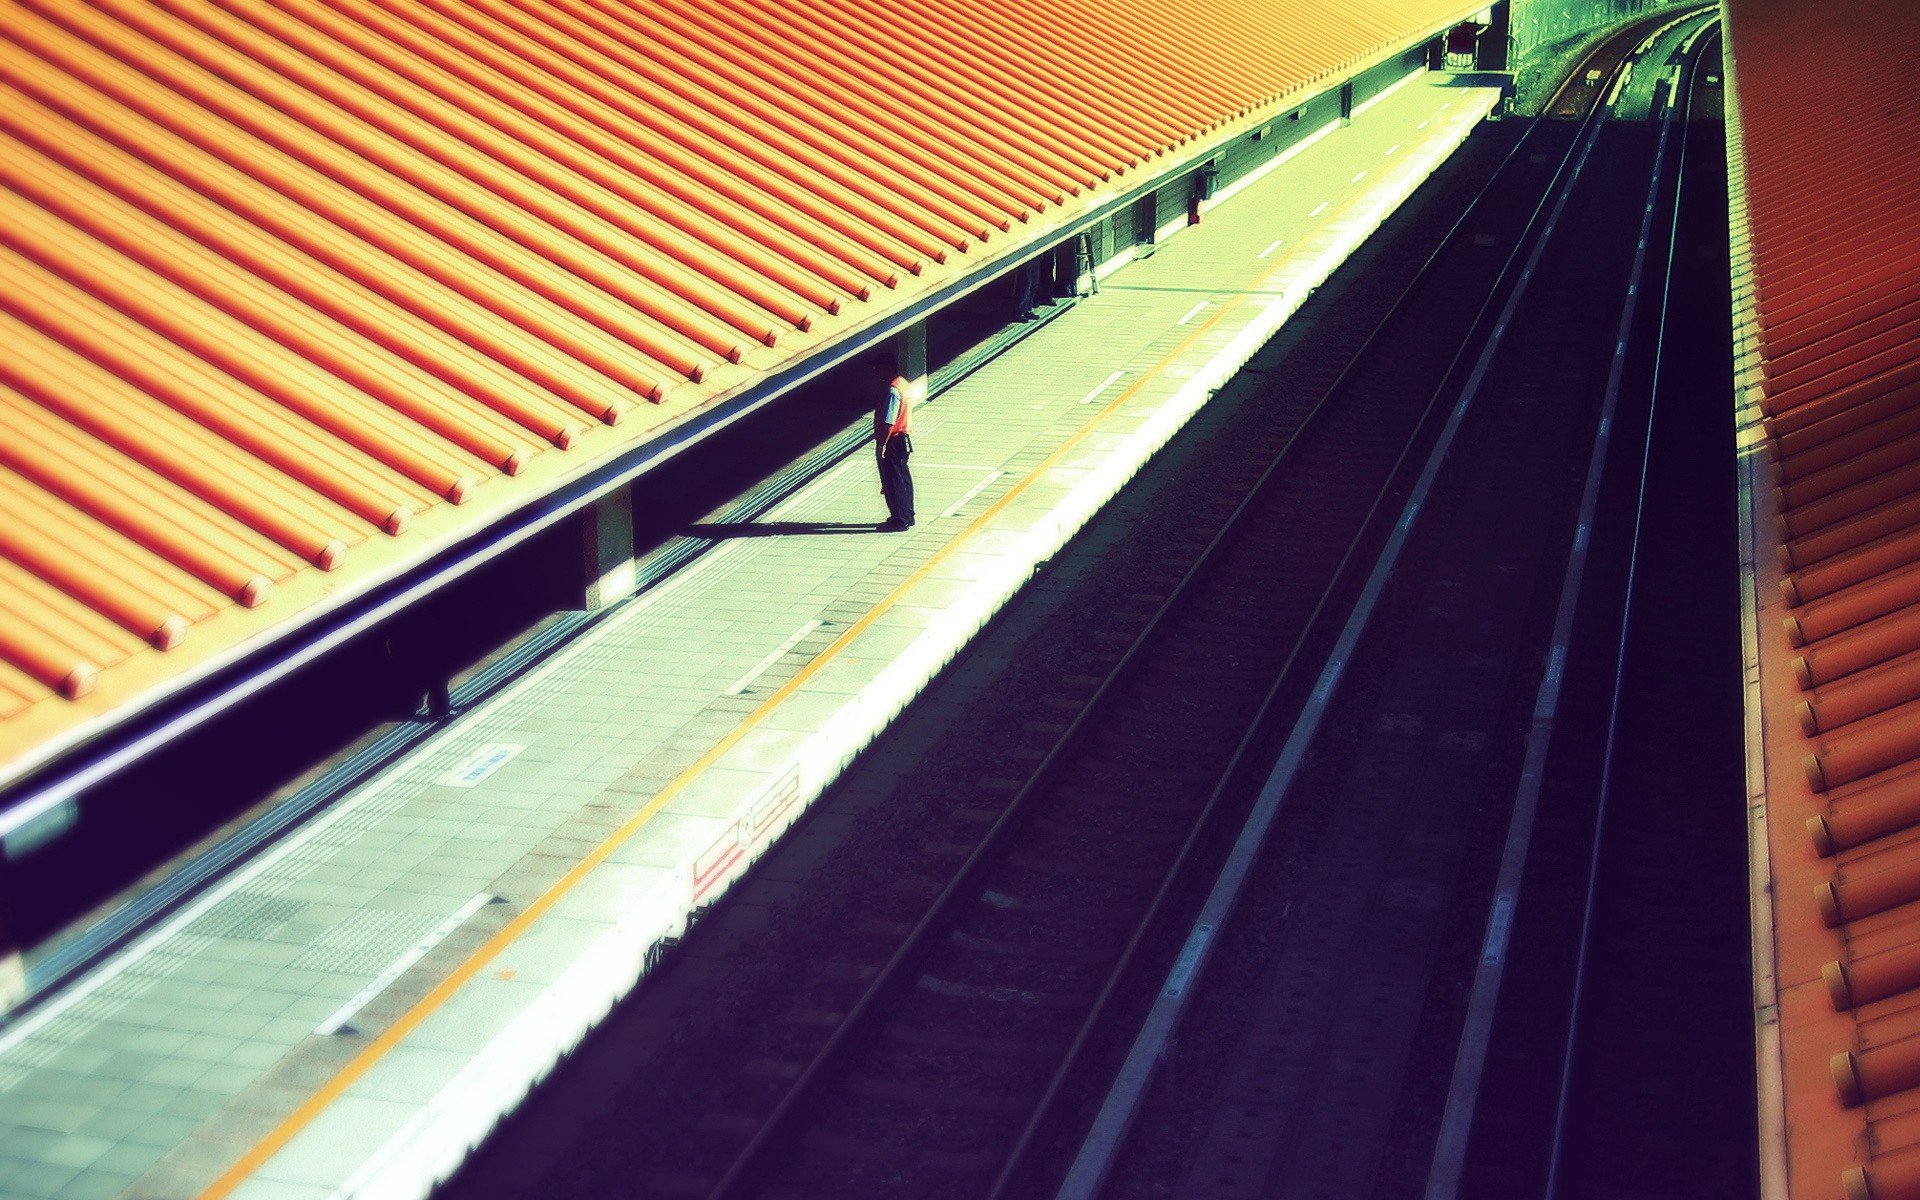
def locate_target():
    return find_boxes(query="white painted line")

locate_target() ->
[942,471,1005,518]
[1386,144,1401,156]
[441,743,524,789]
[1176,300,1210,325]
[316,893,495,1036]
[1607,63,1633,107]
[1078,370,1126,405]
[1351,170,1368,183]
[1418,119,1431,129]
[1309,202,1329,218]
[725,620,825,696]
[1258,239,1284,259]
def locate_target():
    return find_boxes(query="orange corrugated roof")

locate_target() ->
[0,0,1482,784]
[1728,0,1920,1195]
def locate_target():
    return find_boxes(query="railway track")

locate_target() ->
[1061,17,1727,1198]
[439,24,1702,1200]
[1443,22,1756,1200]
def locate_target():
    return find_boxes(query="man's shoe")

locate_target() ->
[878,518,908,532]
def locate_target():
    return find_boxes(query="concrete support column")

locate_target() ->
[1054,240,1080,301]
[580,485,638,611]
[896,320,928,401]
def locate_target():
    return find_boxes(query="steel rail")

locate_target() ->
[1539,23,1719,1197]
[705,59,1617,1200]
[1419,12,1721,1199]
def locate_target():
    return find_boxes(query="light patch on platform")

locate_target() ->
[442,743,526,788]
[943,471,1005,518]
[315,893,495,1035]
[1078,370,1126,405]
[727,621,824,696]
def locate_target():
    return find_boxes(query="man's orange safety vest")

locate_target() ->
[877,375,912,443]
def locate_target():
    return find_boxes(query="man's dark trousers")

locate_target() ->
[878,436,914,526]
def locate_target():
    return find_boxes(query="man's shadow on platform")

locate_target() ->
[686,521,884,539]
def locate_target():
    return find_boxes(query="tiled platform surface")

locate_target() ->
[0,74,1500,1200]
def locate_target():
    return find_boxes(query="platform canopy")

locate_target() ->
[1727,0,1920,1195]
[0,0,1488,790]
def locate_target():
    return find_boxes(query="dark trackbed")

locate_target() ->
[1452,26,1756,1200]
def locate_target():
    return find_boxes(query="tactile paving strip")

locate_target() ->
[291,909,441,976]
[182,893,309,943]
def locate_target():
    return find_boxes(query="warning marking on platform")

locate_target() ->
[442,743,525,789]
[693,768,805,903]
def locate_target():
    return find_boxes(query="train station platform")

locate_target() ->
[0,74,1501,1200]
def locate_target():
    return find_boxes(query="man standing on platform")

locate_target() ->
[873,359,915,532]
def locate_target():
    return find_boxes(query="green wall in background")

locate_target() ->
[1510,0,1696,56]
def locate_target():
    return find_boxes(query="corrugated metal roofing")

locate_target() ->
[1728,0,1920,1194]
[0,0,1483,783]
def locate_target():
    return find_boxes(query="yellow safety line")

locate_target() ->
[198,113,1451,1197]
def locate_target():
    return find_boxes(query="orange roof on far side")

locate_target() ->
[1727,0,1920,1195]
